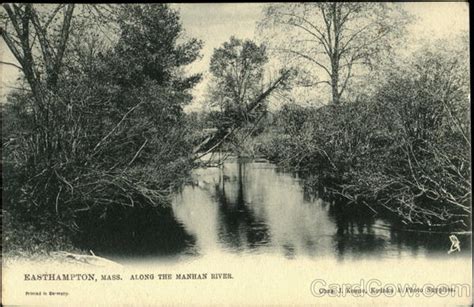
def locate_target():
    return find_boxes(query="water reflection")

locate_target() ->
[75,206,196,259]
[77,158,470,261]
[214,162,271,252]
[172,159,471,260]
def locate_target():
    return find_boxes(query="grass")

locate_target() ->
[2,210,85,263]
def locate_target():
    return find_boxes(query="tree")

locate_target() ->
[195,37,290,157]
[373,36,471,223]
[208,36,268,124]
[107,4,202,92]
[260,2,411,104]
[1,4,203,228]
[1,4,75,100]
[1,4,119,160]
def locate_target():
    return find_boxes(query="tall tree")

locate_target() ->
[1,4,204,224]
[88,4,203,166]
[108,4,202,93]
[208,36,268,124]
[260,2,411,104]
[1,4,75,99]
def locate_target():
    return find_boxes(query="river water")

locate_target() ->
[169,157,470,261]
[80,157,471,262]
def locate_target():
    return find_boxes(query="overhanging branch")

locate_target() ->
[0,60,23,70]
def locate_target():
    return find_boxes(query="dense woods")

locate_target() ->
[0,3,470,257]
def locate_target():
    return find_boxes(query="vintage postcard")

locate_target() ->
[1,2,471,306]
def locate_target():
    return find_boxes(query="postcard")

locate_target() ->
[1,3,471,306]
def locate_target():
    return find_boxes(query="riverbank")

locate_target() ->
[244,101,470,231]
[1,157,194,260]
[2,211,85,263]
[3,157,471,263]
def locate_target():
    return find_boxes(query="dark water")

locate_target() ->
[79,158,471,261]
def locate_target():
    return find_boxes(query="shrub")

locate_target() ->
[259,43,470,229]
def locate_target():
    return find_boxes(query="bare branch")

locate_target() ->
[0,60,23,70]
[277,48,332,77]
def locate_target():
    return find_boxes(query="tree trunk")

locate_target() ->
[331,66,340,105]
[331,2,341,105]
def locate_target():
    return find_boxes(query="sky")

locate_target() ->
[171,3,265,112]
[174,2,469,111]
[0,3,469,108]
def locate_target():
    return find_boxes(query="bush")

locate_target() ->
[259,44,470,229]
[2,4,202,245]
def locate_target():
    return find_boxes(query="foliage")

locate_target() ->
[259,39,471,229]
[2,210,82,259]
[208,36,268,126]
[2,4,202,234]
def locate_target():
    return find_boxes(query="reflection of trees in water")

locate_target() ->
[327,200,388,259]
[77,160,471,260]
[74,206,196,258]
[386,226,471,256]
[326,198,472,258]
[214,161,271,251]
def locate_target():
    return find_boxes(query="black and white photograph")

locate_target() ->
[1,2,471,305]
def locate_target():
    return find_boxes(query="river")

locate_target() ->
[171,157,470,261]
[78,157,471,262]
